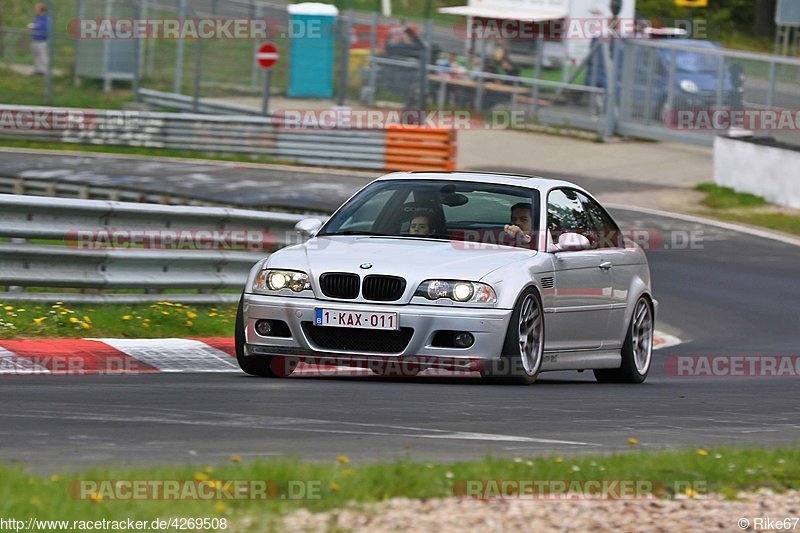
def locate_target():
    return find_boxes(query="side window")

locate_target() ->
[579,193,622,248]
[547,189,592,246]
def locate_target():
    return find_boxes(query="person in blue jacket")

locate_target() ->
[29,3,51,75]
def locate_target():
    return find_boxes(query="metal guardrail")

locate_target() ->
[0,194,315,304]
[0,103,458,171]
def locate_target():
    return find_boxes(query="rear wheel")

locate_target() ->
[481,288,544,385]
[235,296,297,378]
[594,297,653,384]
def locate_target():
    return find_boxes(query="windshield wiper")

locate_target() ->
[320,230,392,237]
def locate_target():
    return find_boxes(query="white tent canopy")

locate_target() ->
[438,4,568,21]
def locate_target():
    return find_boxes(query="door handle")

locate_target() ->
[599,261,613,270]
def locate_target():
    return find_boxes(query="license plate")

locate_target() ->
[314,308,399,330]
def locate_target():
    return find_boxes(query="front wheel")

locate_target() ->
[481,288,544,385]
[235,296,297,378]
[594,297,653,384]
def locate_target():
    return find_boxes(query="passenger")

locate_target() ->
[408,215,433,236]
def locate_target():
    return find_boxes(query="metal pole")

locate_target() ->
[132,0,141,102]
[73,0,85,87]
[262,68,271,115]
[173,0,187,94]
[192,40,202,112]
[336,12,351,106]
[417,17,433,111]
[252,3,263,89]
[766,61,776,109]
[44,0,54,104]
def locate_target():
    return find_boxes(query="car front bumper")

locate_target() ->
[242,293,512,365]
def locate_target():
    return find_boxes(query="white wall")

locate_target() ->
[713,136,800,209]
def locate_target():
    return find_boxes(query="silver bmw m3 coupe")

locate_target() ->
[235,171,656,384]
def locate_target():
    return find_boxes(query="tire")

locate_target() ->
[594,297,653,384]
[481,287,545,385]
[234,295,297,378]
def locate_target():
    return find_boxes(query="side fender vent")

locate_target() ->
[540,277,555,289]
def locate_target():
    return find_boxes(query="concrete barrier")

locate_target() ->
[713,136,800,209]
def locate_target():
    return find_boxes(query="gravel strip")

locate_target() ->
[276,490,800,532]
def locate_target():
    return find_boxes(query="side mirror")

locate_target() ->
[555,232,591,252]
[295,218,323,239]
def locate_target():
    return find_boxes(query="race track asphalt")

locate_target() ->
[1,156,798,470]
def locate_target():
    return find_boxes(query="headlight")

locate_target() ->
[415,280,496,304]
[679,79,699,94]
[254,269,311,293]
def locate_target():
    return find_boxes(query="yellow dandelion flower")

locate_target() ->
[186,312,198,319]
[161,311,170,316]
[16,308,25,312]
[81,322,92,330]
[214,502,227,514]
[69,317,79,323]
[697,449,709,456]
[230,454,241,463]
[55,301,63,305]
[628,438,639,445]
[87,492,103,503]
[83,316,92,323]
[329,482,341,492]
[337,455,350,464]
[49,475,60,482]
[684,488,698,498]
[3,306,12,311]
[204,466,215,474]
[554,457,564,464]
[33,317,47,325]
[122,315,133,321]
[208,312,218,317]
[194,472,209,481]
[185,321,193,327]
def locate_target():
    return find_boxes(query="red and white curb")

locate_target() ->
[0,331,681,375]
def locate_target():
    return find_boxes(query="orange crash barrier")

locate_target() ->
[384,125,457,172]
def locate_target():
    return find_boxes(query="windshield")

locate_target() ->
[319,180,541,248]
[673,50,722,73]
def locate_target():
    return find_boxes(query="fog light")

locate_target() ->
[255,320,273,336]
[453,332,474,348]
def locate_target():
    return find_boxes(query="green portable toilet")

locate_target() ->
[287,3,339,98]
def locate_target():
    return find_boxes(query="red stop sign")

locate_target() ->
[256,42,279,70]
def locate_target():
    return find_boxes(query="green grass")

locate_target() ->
[0,302,237,339]
[0,139,288,165]
[0,67,131,109]
[695,183,767,209]
[702,211,800,237]
[694,183,800,237]
[0,447,798,529]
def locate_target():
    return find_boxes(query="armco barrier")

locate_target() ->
[0,103,457,172]
[0,194,316,304]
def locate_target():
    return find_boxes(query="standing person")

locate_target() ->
[29,3,51,75]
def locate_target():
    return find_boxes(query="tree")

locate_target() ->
[755,0,776,37]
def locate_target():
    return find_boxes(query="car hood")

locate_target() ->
[269,235,536,283]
